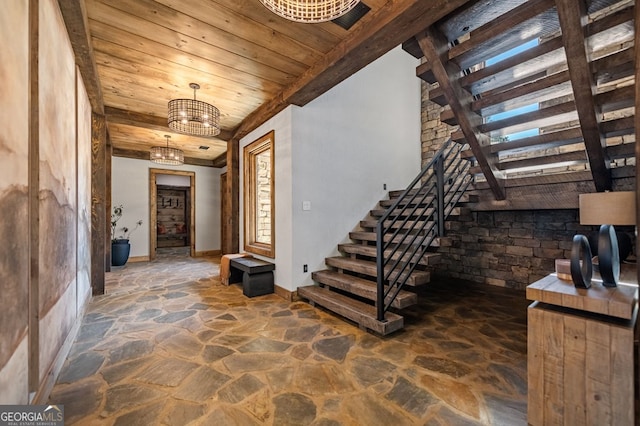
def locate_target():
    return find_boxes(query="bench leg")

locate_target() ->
[229,266,243,285]
[242,271,274,297]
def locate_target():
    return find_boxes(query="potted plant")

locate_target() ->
[111,204,143,266]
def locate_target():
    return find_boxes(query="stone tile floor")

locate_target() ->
[49,248,529,425]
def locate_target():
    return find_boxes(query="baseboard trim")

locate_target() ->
[195,250,221,257]
[274,285,300,302]
[128,255,150,263]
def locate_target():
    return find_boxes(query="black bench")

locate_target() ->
[229,257,275,297]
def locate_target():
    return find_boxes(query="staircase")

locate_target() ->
[298,140,473,335]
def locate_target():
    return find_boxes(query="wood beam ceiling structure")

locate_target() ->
[59,0,474,167]
[404,0,635,206]
[60,0,635,204]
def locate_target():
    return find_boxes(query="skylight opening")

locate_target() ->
[484,39,541,143]
[499,128,541,142]
[486,38,539,66]
[487,103,539,123]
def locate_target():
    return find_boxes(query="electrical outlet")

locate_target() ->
[303,264,308,273]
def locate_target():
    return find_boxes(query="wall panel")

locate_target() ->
[0,0,30,404]
[77,70,92,309]
[38,0,78,383]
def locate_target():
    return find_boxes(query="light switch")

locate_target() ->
[302,201,311,211]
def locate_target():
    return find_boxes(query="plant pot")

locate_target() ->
[111,239,130,266]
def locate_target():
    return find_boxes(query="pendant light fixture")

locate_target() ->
[259,0,360,23]
[150,135,184,166]
[168,83,220,137]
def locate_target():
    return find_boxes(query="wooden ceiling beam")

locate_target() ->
[112,147,219,168]
[105,106,233,142]
[601,116,635,138]
[211,153,227,168]
[472,70,571,113]
[448,0,555,60]
[479,100,576,134]
[490,127,583,155]
[555,0,611,191]
[461,37,564,89]
[597,84,635,114]
[416,29,505,200]
[57,0,104,114]
[497,150,587,171]
[472,51,635,116]
[231,0,472,142]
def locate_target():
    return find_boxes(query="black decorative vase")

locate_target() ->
[111,239,130,266]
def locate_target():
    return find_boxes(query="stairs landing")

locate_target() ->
[297,286,404,335]
[312,270,417,309]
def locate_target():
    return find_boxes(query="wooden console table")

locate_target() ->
[526,272,638,425]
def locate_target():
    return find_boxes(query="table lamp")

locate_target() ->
[575,191,636,287]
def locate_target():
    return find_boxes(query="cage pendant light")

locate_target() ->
[259,0,360,23]
[168,83,220,137]
[150,135,184,166]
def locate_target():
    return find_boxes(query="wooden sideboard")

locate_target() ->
[526,271,638,425]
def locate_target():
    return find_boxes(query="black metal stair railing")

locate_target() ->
[375,139,472,321]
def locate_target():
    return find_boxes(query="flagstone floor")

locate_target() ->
[49,248,529,425]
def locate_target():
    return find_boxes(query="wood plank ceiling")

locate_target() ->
[81,0,473,166]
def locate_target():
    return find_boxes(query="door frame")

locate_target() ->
[149,168,195,260]
[220,172,227,254]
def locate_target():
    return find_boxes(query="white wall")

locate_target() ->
[156,174,191,187]
[240,46,421,291]
[112,157,222,256]
[239,109,294,291]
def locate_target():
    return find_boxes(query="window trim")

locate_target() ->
[243,130,275,258]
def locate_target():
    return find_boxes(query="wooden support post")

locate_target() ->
[416,29,505,200]
[555,0,611,191]
[223,138,240,254]
[28,0,40,394]
[634,0,640,297]
[91,112,107,295]
[106,133,112,271]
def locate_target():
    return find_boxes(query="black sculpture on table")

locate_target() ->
[570,224,620,288]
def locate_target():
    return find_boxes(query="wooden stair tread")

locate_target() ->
[369,207,435,218]
[360,218,431,229]
[338,243,441,266]
[297,285,404,335]
[379,196,435,207]
[349,231,446,248]
[325,256,431,286]
[370,206,466,218]
[312,270,417,309]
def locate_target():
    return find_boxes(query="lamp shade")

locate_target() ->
[168,83,220,137]
[150,135,184,166]
[579,191,636,225]
[259,0,360,23]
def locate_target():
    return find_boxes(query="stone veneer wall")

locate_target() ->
[420,81,634,290]
[437,209,636,289]
[421,81,458,164]
[256,151,272,244]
